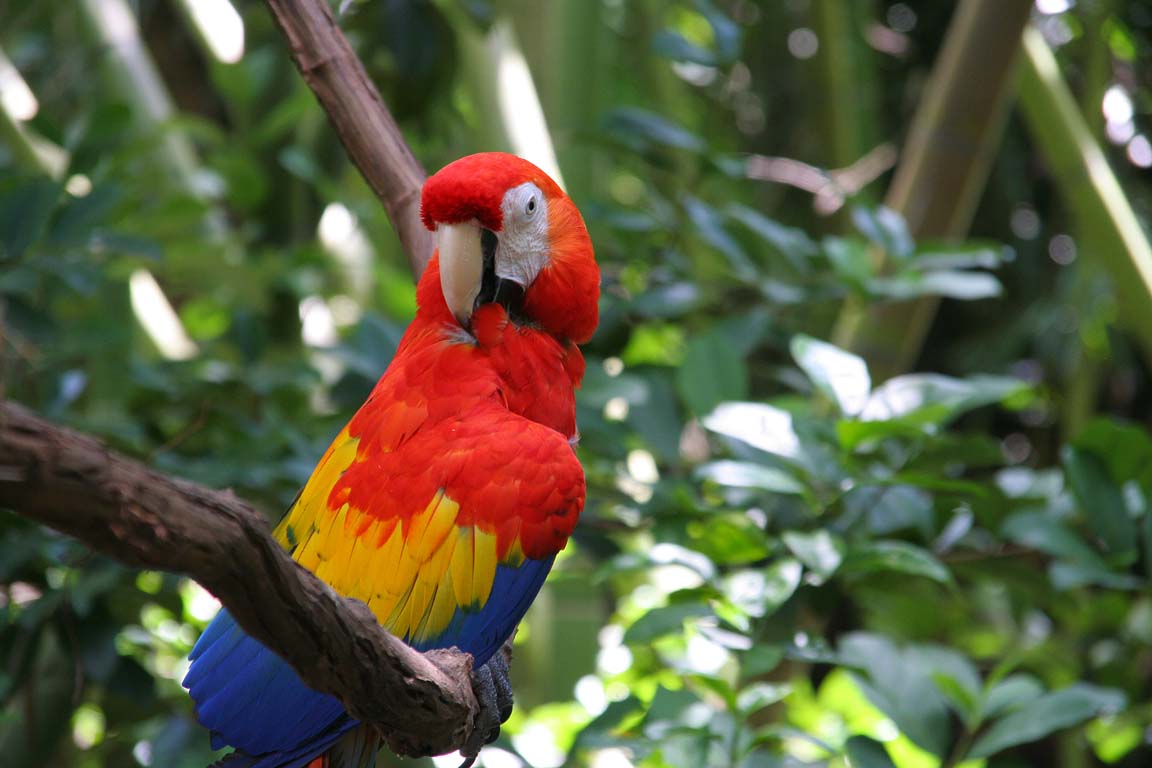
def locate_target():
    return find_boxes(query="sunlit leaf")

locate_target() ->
[791,334,871,415]
[782,530,844,578]
[696,461,805,494]
[702,402,802,460]
[723,559,802,619]
[859,373,1028,426]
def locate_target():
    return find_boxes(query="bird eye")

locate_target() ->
[525,196,537,217]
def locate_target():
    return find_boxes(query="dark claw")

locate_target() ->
[458,645,516,767]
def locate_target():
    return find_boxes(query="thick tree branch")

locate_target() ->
[263,0,434,277]
[0,401,476,756]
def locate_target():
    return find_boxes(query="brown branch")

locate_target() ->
[0,401,476,756]
[746,143,898,215]
[263,0,434,278]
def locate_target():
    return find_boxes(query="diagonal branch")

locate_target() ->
[0,400,477,757]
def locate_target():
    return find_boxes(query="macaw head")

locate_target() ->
[420,153,599,344]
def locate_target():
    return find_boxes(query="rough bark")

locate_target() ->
[0,401,476,756]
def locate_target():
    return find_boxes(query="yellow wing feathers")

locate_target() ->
[277,462,504,644]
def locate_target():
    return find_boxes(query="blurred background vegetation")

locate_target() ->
[3,0,1152,766]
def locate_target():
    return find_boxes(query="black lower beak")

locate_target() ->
[475,228,525,318]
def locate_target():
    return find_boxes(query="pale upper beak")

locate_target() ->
[436,221,484,327]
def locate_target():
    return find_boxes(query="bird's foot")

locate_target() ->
[458,644,514,768]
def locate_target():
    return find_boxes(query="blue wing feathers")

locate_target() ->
[184,609,347,757]
[412,556,555,665]
[186,556,556,766]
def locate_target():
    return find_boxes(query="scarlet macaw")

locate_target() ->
[183,153,599,767]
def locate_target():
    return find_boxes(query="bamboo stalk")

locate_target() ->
[811,0,880,192]
[1018,27,1152,360]
[831,0,1033,380]
[1060,0,1113,440]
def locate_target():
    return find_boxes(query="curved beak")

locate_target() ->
[437,221,484,327]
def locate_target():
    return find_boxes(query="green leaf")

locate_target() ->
[933,671,980,725]
[0,176,60,261]
[823,236,873,288]
[630,283,703,319]
[1001,512,1111,567]
[1063,446,1138,563]
[696,460,805,494]
[676,329,747,415]
[1048,561,1142,591]
[624,602,712,644]
[844,735,898,768]
[916,270,1002,299]
[690,513,770,564]
[603,107,705,152]
[782,530,844,578]
[852,206,913,261]
[853,485,934,538]
[736,682,791,715]
[740,645,786,679]
[968,684,1126,759]
[1075,418,1152,493]
[859,374,1028,426]
[915,243,1005,270]
[839,634,979,757]
[652,30,717,66]
[982,674,1045,719]
[683,195,755,279]
[840,541,952,584]
[727,204,818,270]
[790,334,871,415]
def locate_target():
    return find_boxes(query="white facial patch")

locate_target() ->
[496,182,550,288]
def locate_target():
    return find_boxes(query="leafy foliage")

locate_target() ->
[3,2,1152,768]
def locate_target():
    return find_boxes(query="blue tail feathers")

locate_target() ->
[185,609,351,762]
